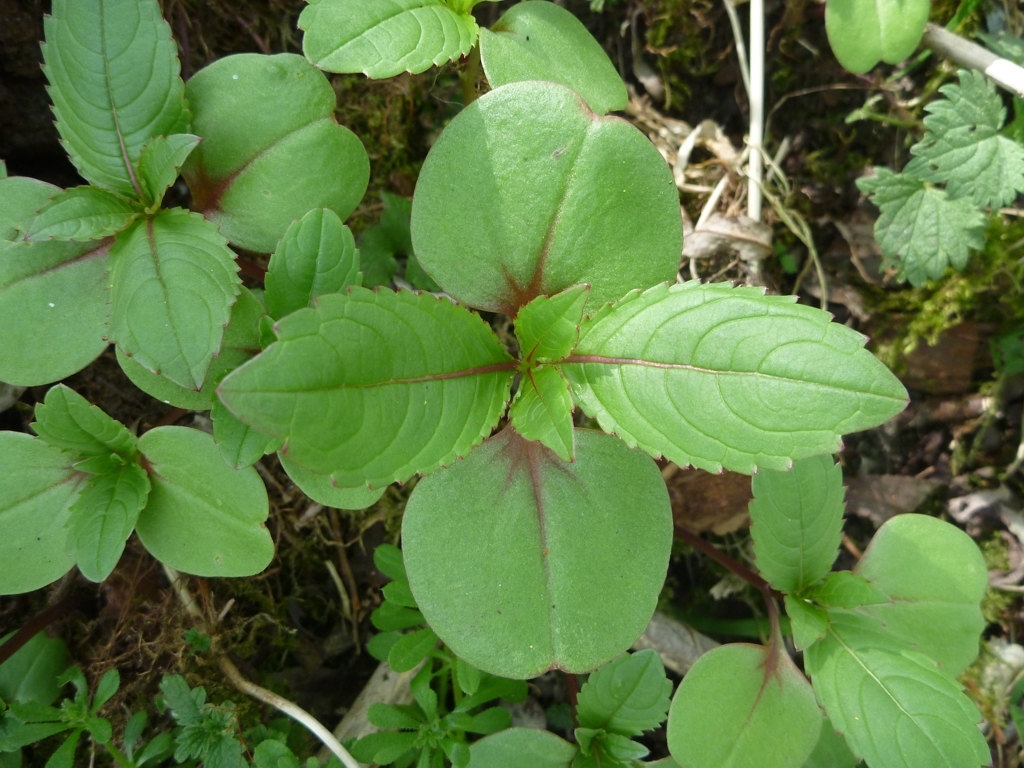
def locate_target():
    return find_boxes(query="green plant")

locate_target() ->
[824,0,931,74]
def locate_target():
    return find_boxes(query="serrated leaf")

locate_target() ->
[135,426,273,577]
[300,0,479,78]
[137,134,202,206]
[805,612,989,768]
[109,208,241,390]
[42,0,189,198]
[218,287,515,488]
[265,208,360,320]
[905,69,1024,208]
[562,281,908,474]
[182,53,369,253]
[367,703,424,731]
[480,1,627,115]
[0,178,110,386]
[516,285,590,363]
[468,728,578,768]
[805,571,888,609]
[25,187,138,242]
[403,428,672,678]
[375,543,409,583]
[509,366,575,462]
[278,452,385,510]
[68,462,150,582]
[667,642,821,768]
[824,0,930,74]
[576,650,671,736]
[784,596,829,651]
[411,81,682,314]
[32,385,136,459]
[852,513,987,677]
[749,455,845,593]
[389,627,439,672]
[857,168,986,286]
[211,398,283,470]
[0,632,68,706]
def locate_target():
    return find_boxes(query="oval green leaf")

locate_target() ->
[825,0,930,74]
[25,187,138,242]
[135,426,273,577]
[802,717,858,768]
[410,81,682,314]
[211,397,283,470]
[576,650,672,736]
[403,428,672,678]
[278,452,385,510]
[31,385,136,459]
[0,631,68,706]
[468,728,578,768]
[182,53,369,253]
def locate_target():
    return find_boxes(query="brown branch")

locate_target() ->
[566,673,580,728]
[674,525,782,601]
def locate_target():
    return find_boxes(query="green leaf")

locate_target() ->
[783,596,829,651]
[805,612,989,768]
[218,287,515,488]
[25,187,138,242]
[824,0,930,74]
[32,385,136,459]
[158,676,201,727]
[278,453,384,510]
[456,658,481,696]
[0,632,68,706]
[857,168,986,286]
[0,433,81,595]
[804,571,888,609]
[466,707,510,735]
[388,627,439,672]
[137,134,202,206]
[68,462,150,582]
[135,426,273,577]
[372,602,425,632]
[265,208,360,320]
[211,398,283,470]
[468,728,578,768]
[253,740,301,768]
[300,0,479,78]
[852,513,987,677]
[480,1,627,115]
[562,281,909,474]
[42,0,189,198]
[375,543,408,583]
[410,81,682,314]
[749,455,845,593]
[0,178,110,386]
[358,226,399,288]
[575,650,671,736]
[905,69,1024,208]
[515,285,590,363]
[367,703,424,731]
[667,643,822,768]
[44,730,81,768]
[403,428,672,678]
[92,670,119,712]
[802,717,858,768]
[109,208,241,390]
[182,53,369,253]
[509,366,575,462]
[383,580,417,608]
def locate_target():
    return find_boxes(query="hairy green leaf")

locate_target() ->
[0,632,68,706]
[516,286,589,363]
[562,281,908,474]
[667,643,822,768]
[825,0,930,74]
[480,1,627,115]
[853,513,986,677]
[388,627,439,673]
[804,571,888,608]
[403,428,672,678]
[182,53,369,253]
[42,0,189,197]
[278,452,385,510]
[411,81,682,314]
[109,208,240,391]
[68,462,150,582]
[576,650,671,736]
[468,728,578,768]
[300,0,479,78]
[211,398,283,470]
[0,433,81,595]
[265,208,360,320]
[32,385,136,459]
[135,427,273,577]
[784,596,829,651]
[509,366,575,462]
[749,455,845,593]
[218,287,514,488]
[857,168,986,286]
[906,69,1024,208]
[25,187,138,242]
[137,134,202,205]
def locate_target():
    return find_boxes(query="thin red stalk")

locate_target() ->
[566,673,580,728]
[0,594,87,666]
[674,525,782,600]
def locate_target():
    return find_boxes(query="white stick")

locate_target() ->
[922,23,1024,98]
[747,0,765,221]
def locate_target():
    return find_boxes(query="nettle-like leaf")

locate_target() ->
[857,168,986,287]
[136,133,202,206]
[300,0,480,79]
[411,81,682,314]
[576,650,671,736]
[182,53,369,253]
[516,285,589,363]
[25,187,138,242]
[265,208,360,320]
[0,631,68,706]
[509,366,575,462]
[402,428,672,679]
[666,643,822,768]
[748,455,845,593]
[135,426,273,577]
[0,177,110,386]
[805,612,989,768]
[562,281,908,474]
[480,1,627,115]
[852,513,987,677]
[211,397,283,470]
[905,69,1024,208]
[469,727,578,767]
[0,433,82,595]
[277,452,385,510]
[824,0,930,74]
[42,0,189,198]
[218,287,515,488]
[108,208,241,391]
[32,385,137,459]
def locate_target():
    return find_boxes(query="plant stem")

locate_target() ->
[460,46,481,107]
[674,525,782,600]
[0,594,86,666]
[746,0,765,221]
[566,674,580,728]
